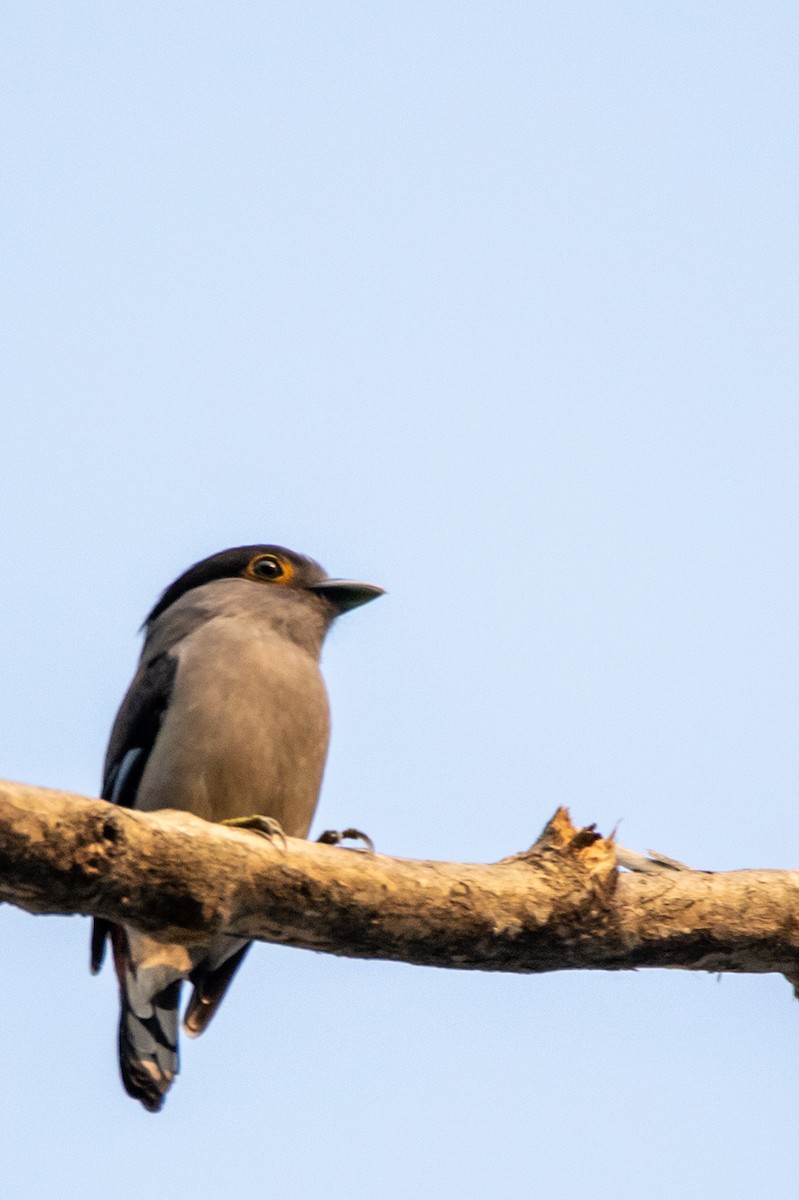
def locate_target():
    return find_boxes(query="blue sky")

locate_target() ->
[2,4,799,1197]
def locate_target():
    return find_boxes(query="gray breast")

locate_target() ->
[135,614,331,835]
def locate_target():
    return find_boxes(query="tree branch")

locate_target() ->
[2,778,799,989]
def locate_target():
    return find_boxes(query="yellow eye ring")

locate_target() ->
[244,554,295,585]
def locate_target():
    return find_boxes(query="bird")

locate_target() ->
[91,544,383,1112]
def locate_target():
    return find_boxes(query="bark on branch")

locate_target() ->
[1,778,799,990]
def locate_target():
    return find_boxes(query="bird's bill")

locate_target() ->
[309,579,385,612]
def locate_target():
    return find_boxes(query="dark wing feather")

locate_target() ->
[101,652,178,806]
[90,652,178,974]
[184,943,252,1037]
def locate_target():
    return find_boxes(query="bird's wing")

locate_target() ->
[101,651,179,807]
[184,941,252,1037]
[91,651,178,973]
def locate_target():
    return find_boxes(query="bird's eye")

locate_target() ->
[245,553,295,584]
[249,555,283,580]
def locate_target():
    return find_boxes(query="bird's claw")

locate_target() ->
[220,814,288,850]
[317,827,375,854]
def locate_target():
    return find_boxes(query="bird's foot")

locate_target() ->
[220,815,288,850]
[317,827,375,854]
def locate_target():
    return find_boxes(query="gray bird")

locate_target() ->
[91,544,383,1112]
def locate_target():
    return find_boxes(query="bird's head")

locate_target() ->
[144,545,384,629]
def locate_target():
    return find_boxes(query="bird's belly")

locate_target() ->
[135,632,330,837]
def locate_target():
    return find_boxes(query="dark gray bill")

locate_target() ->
[309,579,385,612]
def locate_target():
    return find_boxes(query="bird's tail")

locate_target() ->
[118,980,181,1112]
[111,926,182,1113]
